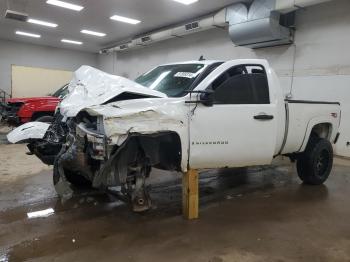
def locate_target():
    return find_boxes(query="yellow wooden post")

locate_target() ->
[182,169,199,220]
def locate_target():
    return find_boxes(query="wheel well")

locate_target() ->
[286,123,333,162]
[310,123,332,140]
[132,132,182,171]
[94,132,182,187]
[31,111,54,121]
[111,132,182,173]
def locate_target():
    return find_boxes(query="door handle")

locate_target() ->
[254,114,274,120]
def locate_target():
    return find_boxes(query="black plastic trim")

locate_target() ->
[334,133,340,144]
[285,99,340,105]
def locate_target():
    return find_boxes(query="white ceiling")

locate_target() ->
[0,0,250,53]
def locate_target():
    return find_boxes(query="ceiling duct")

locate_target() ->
[171,9,227,37]
[228,0,293,49]
[103,0,331,53]
[106,9,227,53]
[275,0,333,13]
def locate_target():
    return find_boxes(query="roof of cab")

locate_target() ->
[161,60,224,66]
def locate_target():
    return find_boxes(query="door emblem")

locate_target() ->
[192,141,229,145]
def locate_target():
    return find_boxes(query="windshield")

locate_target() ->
[52,84,69,99]
[135,63,206,97]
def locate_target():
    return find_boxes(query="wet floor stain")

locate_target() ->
[1,163,350,261]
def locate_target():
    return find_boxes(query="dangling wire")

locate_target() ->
[190,94,199,116]
[288,43,297,99]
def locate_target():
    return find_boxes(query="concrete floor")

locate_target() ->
[1,127,350,261]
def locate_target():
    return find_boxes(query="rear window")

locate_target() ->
[211,65,270,105]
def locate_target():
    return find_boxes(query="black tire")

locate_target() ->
[35,115,54,123]
[297,137,333,185]
[53,162,92,189]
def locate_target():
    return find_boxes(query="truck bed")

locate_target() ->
[281,100,341,155]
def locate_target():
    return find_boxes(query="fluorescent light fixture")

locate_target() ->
[27,208,54,219]
[28,18,58,28]
[15,31,41,38]
[110,15,141,25]
[46,0,84,11]
[81,29,106,37]
[172,0,198,5]
[61,39,83,45]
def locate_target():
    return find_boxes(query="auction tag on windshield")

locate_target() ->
[174,72,196,78]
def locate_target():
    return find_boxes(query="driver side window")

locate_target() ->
[211,65,270,105]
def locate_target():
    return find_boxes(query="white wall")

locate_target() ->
[0,39,97,95]
[97,52,117,75]
[99,0,350,157]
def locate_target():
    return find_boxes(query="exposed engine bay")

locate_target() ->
[27,109,182,212]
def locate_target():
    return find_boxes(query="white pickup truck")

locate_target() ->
[8,59,341,212]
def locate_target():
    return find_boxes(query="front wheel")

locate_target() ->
[296,137,333,185]
[53,162,92,190]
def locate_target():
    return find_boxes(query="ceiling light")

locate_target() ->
[28,18,58,28]
[15,31,41,38]
[81,29,106,37]
[61,39,83,45]
[172,0,198,5]
[46,0,84,11]
[110,15,141,25]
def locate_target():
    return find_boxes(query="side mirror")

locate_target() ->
[200,90,214,107]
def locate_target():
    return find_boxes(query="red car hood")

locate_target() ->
[6,96,61,104]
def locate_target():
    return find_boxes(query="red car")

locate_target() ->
[0,84,68,126]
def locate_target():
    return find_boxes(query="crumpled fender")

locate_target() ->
[7,122,50,143]
[84,98,188,146]
[84,98,189,171]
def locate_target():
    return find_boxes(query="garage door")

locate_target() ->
[11,65,73,98]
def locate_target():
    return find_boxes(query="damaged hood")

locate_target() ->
[59,66,167,118]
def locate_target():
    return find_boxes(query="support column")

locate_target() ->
[182,169,199,220]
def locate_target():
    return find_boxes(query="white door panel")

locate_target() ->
[189,63,278,169]
[189,104,277,169]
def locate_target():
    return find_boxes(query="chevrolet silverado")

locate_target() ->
[8,60,341,212]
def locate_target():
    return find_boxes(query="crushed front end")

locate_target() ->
[54,113,154,212]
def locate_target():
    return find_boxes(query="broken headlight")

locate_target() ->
[76,123,106,160]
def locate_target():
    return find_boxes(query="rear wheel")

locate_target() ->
[297,137,333,185]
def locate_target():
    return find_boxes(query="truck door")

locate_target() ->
[189,64,278,169]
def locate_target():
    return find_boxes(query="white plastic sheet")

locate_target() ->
[7,122,50,143]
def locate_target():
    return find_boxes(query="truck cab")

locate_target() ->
[187,60,285,169]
